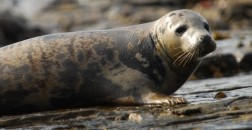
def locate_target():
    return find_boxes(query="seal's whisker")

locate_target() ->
[173,52,188,65]
[173,46,182,50]
[174,54,184,65]
[178,56,186,66]
[184,52,193,67]
[182,52,191,67]
[173,51,184,57]
[214,47,222,59]
[179,53,187,67]
[180,52,191,67]
[212,52,218,61]
[173,51,184,58]
[173,51,186,65]
[185,50,196,67]
[188,50,196,63]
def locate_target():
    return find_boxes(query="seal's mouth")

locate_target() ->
[172,35,216,67]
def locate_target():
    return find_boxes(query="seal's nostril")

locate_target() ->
[201,35,211,43]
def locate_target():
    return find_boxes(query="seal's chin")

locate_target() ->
[197,40,216,58]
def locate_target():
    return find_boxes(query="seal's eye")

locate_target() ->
[204,23,210,32]
[175,25,187,36]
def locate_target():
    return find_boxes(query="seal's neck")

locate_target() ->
[149,21,175,69]
[148,20,202,94]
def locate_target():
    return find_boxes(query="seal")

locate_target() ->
[0,9,216,114]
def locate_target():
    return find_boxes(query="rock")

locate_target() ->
[172,106,202,116]
[194,54,239,79]
[0,12,46,47]
[190,0,252,30]
[212,31,230,40]
[214,91,227,99]
[128,113,142,123]
[240,53,252,72]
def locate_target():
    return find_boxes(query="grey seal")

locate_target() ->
[0,9,216,114]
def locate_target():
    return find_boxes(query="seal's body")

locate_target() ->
[0,9,216,114]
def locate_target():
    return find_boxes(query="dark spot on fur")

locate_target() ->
[86,50,93,61]
[161,28,166,34]
[165,21,169,26]
[109,63,121,70]
[56,53,66,60]
[151,34,158,44]
[169,13,176,17]
[38,45,51,83]
[17,64,30,74]
[93,43,114,61]
[67,40,75,57]
[58,59,80,87]
[100,58,107,65]
[82,62,101,78]
[14,64,30,80]
[105,49,114,61]
[77,50,84,62]
[179,13,183,17]
[159,27,162,33]
[27,54,37,73]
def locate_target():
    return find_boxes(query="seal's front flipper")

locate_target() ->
[114,92,187,105]
[141,93,188,105]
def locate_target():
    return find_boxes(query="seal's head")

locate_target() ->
[153,9,216,66]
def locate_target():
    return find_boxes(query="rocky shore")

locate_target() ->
[0,0,252,129]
